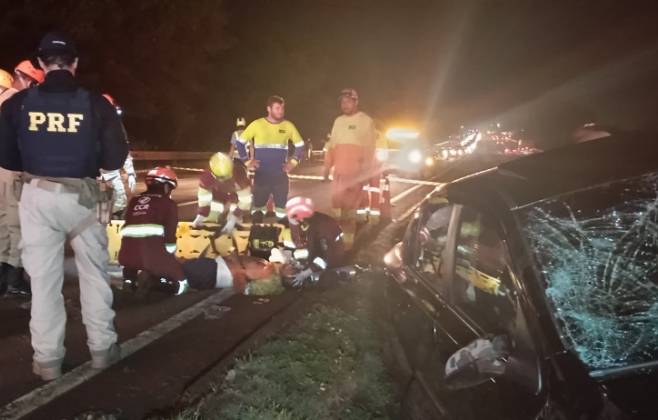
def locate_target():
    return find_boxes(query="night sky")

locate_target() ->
[2,0,657,150]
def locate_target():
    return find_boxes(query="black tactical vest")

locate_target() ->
[19,87,97,178]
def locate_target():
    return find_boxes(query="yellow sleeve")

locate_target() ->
[288,121,304,146]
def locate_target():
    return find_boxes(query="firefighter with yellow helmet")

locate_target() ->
[192,152,252,232]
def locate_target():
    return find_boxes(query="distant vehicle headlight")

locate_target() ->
[441,150,449,159]
[408,149,423,164]
[424,156,434,167]
[449,149,457,156]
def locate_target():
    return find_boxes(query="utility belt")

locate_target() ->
[23,173,115,236]
[0,168,24,202]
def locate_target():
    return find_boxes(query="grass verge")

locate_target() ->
[172,284,396,420]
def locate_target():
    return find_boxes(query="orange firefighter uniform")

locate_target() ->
[324,111,377,246]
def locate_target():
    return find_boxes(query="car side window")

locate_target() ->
[414,203,454,292]
[453,206,516,333]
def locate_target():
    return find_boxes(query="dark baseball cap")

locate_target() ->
[37,32,77,57]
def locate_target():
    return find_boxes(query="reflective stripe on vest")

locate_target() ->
[121,224,165,238]
[313,256,328,270]
[210,201,226,213]
[293,249,309,260]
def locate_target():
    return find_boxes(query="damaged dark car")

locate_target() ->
[384,134,658,419]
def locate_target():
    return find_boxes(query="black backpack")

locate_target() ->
[248,224,281,259]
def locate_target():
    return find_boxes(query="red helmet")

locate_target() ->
[285,196,315,221]
[145,167,177,188]
[14,60,45,84]
[102,93,123,116]
[102,93,116,106]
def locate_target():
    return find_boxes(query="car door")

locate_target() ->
[386,198,467,419]
[430,204,544,419]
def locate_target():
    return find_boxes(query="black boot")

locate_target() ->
[0,263,8,296]
[6,265,31,297]
[135,270,157,298]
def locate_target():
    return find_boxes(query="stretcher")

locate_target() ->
[106,220,292,264]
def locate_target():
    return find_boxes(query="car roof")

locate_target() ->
[445,132,658,208]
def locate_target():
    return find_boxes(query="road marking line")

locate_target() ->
[0,289,234,420]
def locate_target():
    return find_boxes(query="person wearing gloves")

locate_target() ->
[99,94,136,218]
[118,167,189,295]
[193,152,252,233]
[276,196,346,287]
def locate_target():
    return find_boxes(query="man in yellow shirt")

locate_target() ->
[323,89,377,248]
[236,95,304,221]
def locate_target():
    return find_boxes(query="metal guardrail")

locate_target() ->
[131,151,444,187]
[132,150,325,160]
[131,151,213,160]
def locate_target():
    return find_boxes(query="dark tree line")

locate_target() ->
[2,0,657,150]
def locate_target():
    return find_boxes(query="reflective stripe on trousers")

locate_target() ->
[19,182,117,364]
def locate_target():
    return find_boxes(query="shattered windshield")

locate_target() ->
[516,172,658,374]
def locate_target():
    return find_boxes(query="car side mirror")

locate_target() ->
[444,335,510,390]
[383,241,404,269]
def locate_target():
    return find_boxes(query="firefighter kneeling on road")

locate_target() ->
[119,167,189,295]
[273,196,347,288]
[192,152,251,232]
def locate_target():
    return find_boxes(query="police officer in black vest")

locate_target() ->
[0,33,129,381]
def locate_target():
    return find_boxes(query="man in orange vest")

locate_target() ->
[0,60,45,297]
[323,89,377,248]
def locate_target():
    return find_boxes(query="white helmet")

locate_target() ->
[236,117,246,128]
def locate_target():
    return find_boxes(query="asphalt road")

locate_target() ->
[166,161,437,221]
[0,154,507,419]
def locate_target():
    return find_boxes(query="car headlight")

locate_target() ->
[441,150,449,159]
[449,149,457,156]
[408,149,423,164]
[425,156,434,166]
[375,149,389,162]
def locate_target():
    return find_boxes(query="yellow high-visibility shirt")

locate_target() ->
[328,111,376,148]
[325,111,376,175]
[237,118,304,175]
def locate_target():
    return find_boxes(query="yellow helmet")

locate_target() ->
[209,152,234,179]
[0,69,13,90]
